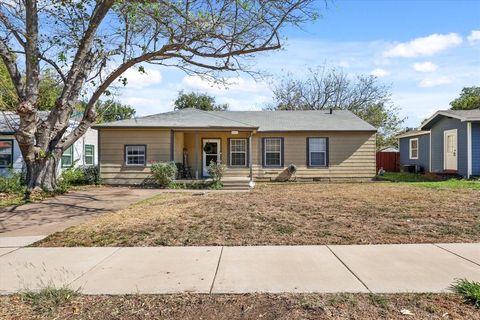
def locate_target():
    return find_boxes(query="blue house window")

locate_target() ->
[0,140,13,168]
[409,138,418,160]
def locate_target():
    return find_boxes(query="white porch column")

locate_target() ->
[249,133,253,182]
[467,122,472,178]
[195,131,199,179]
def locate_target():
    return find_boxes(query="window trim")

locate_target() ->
[306,137,329,168]
[0,139,14,168]
[61,145,74,168]
[262,137,284,168]
[84,144,95,166]
[124,144,147,166]
[409,138,419,160]
[228,138,248,167]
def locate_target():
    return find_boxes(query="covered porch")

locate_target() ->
[171,129,255,181]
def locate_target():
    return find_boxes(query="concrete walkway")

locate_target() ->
[0,187,161,237]
[1,243,479,295]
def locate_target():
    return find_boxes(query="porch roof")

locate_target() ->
[94,108,377,132]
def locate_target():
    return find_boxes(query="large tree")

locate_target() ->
[450,86,480,110]
[0,0,315,191]
[269,67,404,149]
[174,91,228,111]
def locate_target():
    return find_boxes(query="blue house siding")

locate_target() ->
[472,122,480,176]
[399,134,430,171]
[430,117,468,177]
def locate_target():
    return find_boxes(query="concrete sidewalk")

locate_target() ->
[1,243,479,295]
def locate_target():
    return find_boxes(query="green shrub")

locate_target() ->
[207,161,226,182]
[75,166,101,185]
[0,169,26,193]
[21,286,79,314]
[151,161,177,187]
[451,279,480,308]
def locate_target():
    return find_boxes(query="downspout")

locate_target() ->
[249,132,253,184]
[195,131,199,179]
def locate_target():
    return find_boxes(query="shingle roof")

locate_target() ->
[396,130,430,139]
[0,111,79,134]
[93,108,377,132]
[421,109,480,129]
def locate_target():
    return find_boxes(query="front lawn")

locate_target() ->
[1,293,478,320]
[37,182,480,247]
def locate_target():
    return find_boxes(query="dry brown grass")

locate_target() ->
[1,293,479,320]
[37,182,480,247]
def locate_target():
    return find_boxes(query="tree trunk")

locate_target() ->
[25,153,60,192]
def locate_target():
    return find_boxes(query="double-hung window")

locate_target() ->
[264,138,282,167]
[61,145,74,167]
[229,139,247,167]
[409,138,418,159]
[308,138,328,166]
[0,140,13,168]
[84,144,95,165]
[125,145,146,165]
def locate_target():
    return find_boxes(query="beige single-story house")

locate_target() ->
[93,108,377,185]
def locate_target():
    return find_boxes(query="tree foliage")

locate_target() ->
[78,100,136,123]
[450,86,480,110]
[0,0,316,191]
[174,91,228,111]
[269,67,404,149]
[0,62,62,111]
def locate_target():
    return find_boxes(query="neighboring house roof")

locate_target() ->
[379,147,399,152]
[0,111,84,134]
[421,109,480,130]
[396,130,430,139]
[93,108,377,132]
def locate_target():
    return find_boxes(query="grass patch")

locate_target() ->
[451,279,480,308]
[378,172,480,190]
[20,287,79,314]
[1,293,478,319]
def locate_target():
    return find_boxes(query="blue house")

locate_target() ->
[398,109,480,178]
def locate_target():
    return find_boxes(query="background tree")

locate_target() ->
[0,0,316,191]
[268,67,404,149]
[450,86,480,110]
[1,62,62,111]
[77,100,136,123]
[174,91,228,111]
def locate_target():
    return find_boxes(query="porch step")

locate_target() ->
[222,179,251,190]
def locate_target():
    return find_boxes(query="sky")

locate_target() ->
[116,0,480,128]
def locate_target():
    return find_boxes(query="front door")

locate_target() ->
[444,129,458,171]
[203,139,221,176]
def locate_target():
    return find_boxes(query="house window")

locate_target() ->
[84,144,95,165]
[61,145,74,167]
[264,138,282,167]
[0,140,13,168]
[308,138,328,166]
[409,138,418,159]
[229,139,247,167]
[125,145,146,165]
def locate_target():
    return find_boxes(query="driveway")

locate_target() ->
[0,187,160,237]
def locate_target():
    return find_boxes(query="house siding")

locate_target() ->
[99,128,171,184]
[399,134,430,172]
[430,117,468,176]
[98,129,376,184]
[472,122,480,176]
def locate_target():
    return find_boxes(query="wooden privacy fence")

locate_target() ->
[376,152,400,172]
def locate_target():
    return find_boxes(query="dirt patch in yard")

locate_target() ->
[37,183,480,247]
[1,293,479,320]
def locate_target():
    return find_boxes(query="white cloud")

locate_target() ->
[467,30,480,45]
[180,75,268,94]
[338,60,350,68]
[419,76,453,88]
[413,61,438,72]
[384,33,462,58]
[122,67,162,89]
[370,68,390,77]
